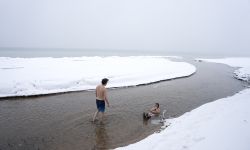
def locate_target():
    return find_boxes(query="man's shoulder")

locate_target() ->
[96,84,102,88]
[96,85,106,90]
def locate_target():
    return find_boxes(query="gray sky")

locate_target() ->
[0,0,249,54]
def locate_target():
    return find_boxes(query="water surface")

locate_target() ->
[0,60,246,150]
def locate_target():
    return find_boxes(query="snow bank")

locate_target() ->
[0,56,195,97]
[117,57,250,150]
[199,58,250,82]
[117,89,250,150]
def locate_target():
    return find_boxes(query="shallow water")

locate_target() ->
[0,60,246,150]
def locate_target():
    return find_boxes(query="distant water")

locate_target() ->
[1,47,250,58]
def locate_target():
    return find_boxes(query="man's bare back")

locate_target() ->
[92,78,110,122]
[96,84,107,101]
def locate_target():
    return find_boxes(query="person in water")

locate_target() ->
[144,103,160,119]
[92,78,110,122]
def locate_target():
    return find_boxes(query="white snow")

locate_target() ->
[199,58,250,82]
[0,56,195,97]
[117,89,250,150]
[117,57,250,150]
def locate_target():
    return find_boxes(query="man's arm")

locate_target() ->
[155,108,160,114]
[150,107,160,114]
[104,88,110,107]
[96,85,99,98]
[150,107,156,112]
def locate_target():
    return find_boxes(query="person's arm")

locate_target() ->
[95,88,97,98]
[104,88,110,107]
[155,108,160,114]
[150,106,156,112]
[150,107,160,114]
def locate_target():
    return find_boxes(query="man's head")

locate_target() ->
[155,103,159,108]
[101,78,109,86]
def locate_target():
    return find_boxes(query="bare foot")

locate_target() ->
[91,119,98,123]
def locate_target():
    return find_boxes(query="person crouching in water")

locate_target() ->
[144,103,160,119]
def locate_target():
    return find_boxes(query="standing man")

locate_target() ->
[92,78,110,122]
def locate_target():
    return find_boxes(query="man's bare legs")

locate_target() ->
[92,111,104,122]
[99,112,104,122]
[92,111,99,122]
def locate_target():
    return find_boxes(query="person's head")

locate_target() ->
[155,103,159,108]
[101,78,109,86]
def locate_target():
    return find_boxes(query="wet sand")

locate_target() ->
[0,60,246,150]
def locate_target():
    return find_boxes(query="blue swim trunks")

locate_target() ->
[96,99,105,112]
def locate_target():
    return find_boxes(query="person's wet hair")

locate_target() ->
[102,78,109,85]
[155,103,159,108]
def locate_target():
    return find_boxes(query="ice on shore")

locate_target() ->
[117,57,250,150]
[0,56,195,97]
[199,58,250,82]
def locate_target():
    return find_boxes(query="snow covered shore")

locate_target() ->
[0,56,195,97]
[116,57,250,150]
[199,58,250,82]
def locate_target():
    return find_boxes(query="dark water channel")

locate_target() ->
[0,60,246,150]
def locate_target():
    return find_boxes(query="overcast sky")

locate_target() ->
[0,0,249,54]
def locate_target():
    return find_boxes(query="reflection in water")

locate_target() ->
[143,118,149,126]
[143,116,163,126]
[93,124,109,150]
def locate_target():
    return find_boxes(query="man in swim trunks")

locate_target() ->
[92,78,110,122]
[144,103,160,119]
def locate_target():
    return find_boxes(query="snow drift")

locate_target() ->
[0,56,196,97]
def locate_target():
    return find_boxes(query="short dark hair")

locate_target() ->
[101,78,109,85]
[155,103,159,108]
